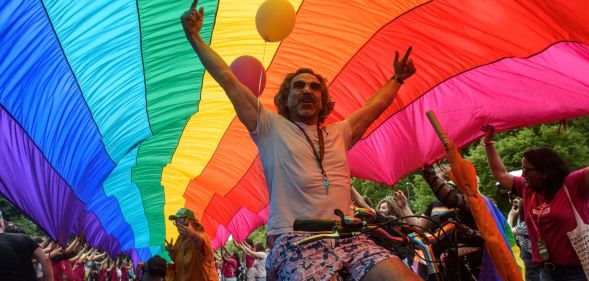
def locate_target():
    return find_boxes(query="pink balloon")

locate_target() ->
[230,56,266,97]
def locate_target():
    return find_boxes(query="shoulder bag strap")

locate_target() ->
[563,184,584,226]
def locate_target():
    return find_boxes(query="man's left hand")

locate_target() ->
[393,46,416,83]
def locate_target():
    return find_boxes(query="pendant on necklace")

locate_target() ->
[323,177,329,194]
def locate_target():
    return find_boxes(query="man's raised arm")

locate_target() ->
[181,0,259,131]
[347,47,416,144]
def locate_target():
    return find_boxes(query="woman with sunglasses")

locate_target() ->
[482,124,589,281]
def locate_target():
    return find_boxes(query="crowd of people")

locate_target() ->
[0,209,267,281]
[0,215,137,281]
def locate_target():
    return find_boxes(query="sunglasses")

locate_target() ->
[292,80,321,91]
[175,217,188,226]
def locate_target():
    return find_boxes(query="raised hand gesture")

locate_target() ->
[393,46,416,83]
[181,0,205,45]
[511,197,520,212]
[393,190,408,210]
[165,238,174,251]
[481,124,496,144]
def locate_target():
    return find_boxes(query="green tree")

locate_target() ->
[352,173,435,215]
[220,224,267,258]
[0,195,45,236]
[247,224,267,246]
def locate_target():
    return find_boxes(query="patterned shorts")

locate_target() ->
[266,233,394,281]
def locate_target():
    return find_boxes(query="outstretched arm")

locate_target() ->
[64,237,80,255]
[393,190,430,229]
[507,205,518,235]
[351,186,374,211]
[220,247,231,262]
[181,0,258,131]
[33,247,54,281]
[481,125,513,190]
[43,241,56,254]
[92,250,108,261]
[421,166,467,210]
[347,47,416,144]
[235,242,265,259]
[68,243,88,262]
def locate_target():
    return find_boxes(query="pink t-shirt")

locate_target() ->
[121,267,128,281]
[221,258,237,277]
[73,262,85,281]
[52,260,75,281]
[98,268,107,281]
[51,261,62,281]
[109,268,119,281]
[513,168,589,265]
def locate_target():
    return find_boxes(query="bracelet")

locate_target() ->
[484,141,494,146]
[391,75,404,84]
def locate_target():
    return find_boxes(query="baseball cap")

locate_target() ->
[168,208,195,221]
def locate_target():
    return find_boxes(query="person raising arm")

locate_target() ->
[181,1,418,280]
[181,0,258,132]
[482,124,589,279]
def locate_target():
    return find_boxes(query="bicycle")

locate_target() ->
[293,207,482,281]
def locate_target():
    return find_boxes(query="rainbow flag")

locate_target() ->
[479,196,524,280]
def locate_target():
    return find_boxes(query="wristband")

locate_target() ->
[391,74,404,84]
[484,141,494,146]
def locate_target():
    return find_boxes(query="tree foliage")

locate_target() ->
[219,224,267,260]
[0,195,45,236]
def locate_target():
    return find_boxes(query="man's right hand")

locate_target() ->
[181,0,204,45]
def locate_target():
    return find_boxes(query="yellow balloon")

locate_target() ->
[256,0,296,42]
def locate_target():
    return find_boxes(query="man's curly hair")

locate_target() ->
[274,68,335,124]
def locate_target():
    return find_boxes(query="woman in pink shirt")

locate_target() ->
[483,125,589,280]
[98,260,108,281]
[220,247,238,281]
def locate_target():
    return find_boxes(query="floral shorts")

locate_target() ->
[266,233,393,281]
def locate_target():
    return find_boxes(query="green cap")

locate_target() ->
[168,208,195,221]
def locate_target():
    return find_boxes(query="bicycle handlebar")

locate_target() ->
[293,214,462,248]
